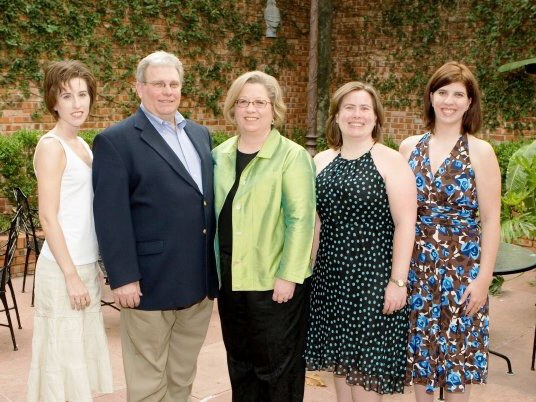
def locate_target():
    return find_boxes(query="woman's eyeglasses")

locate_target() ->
[235,99,272,108]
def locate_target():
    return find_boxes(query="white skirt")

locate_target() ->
[27,256,114,402]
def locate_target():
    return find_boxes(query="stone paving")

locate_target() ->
[1,271,535,401]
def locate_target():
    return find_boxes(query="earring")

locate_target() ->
[271,119,275,125]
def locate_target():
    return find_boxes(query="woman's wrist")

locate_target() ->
[63,268,79,280]
[475,271,493,284]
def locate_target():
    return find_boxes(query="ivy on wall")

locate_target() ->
[340,0,536,134]
[0,0,296,119]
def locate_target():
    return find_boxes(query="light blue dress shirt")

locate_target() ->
[140,104,204,193]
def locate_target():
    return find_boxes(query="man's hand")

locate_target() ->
[113,281,143,308]
[272,278,296,303]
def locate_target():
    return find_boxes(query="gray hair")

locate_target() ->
[136,51,184,84]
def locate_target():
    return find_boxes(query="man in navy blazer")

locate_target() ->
[92,51,218,401]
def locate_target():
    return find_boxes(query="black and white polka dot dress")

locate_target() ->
[304,151,408,394]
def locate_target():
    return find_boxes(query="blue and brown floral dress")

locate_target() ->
[406,133,489,394]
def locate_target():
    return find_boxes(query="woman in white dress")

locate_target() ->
[27,60,113,401]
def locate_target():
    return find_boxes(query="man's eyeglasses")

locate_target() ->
[235,99,272,109]
[144,81,181,90]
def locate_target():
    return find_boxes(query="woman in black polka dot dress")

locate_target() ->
[305,82,417,400]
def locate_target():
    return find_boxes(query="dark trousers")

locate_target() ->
[218,252,311,402]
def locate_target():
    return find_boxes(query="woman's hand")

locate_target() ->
[272,278,296,303]
[65,272,90,310]
[383,282,407,315]
[459,276,491,316]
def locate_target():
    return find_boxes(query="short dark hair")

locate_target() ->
[424,61,482,134]
[326,81,385,149]
[44,60,96,121]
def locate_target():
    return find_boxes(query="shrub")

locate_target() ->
[501,140,536,242]
[0,130,40,208]
[0,129,533,235]
[211,131,233,148]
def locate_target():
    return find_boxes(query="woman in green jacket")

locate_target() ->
[213,70,315,401]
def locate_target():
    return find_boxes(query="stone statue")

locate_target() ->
[264,0,280,38]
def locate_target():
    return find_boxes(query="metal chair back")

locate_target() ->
[0,207,22,350]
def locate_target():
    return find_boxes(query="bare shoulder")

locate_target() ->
[399,134,424,159]
[467,135,495,157]
[313,148,338,175]
[35,135,64,160]
[371,143,411,177]
[467,135,499,179]
[373,143,405,160]
[34,134,66,172]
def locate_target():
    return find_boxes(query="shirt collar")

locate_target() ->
[140,103,187,131]
[219,128,280,159]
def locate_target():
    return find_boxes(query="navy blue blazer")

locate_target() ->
[92,108,218,310]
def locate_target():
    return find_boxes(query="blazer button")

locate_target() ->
[203,200,207,206]
[202,229,207,234]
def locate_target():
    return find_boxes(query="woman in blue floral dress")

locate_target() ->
[400,62,501,401]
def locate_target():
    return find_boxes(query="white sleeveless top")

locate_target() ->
[34,134,99,265]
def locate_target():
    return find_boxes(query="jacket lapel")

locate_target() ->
[136,110,201,193]
[184,122,211,196]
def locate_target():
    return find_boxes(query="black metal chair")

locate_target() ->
[530,304,536,371]
[14,188,44,307]
[0,207,23,350]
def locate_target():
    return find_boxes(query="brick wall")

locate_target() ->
[0,0,311,136]
[1,1,534,141]
[1,2,534,279]
[329,0,535,143]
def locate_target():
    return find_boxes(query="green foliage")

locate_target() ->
[1,128,534,248]
[500,140,536,242]
[491,139,532,191]
[0,1,295,120]
[0,130,40,207]
[349,0,536,133]
[316,136,328,152]
[78,130,100,147]
[0,128,235,219]
[211,131,233,148]
[383,136,399,151]
[0,129,102,214]
[211,128,312,149]
[311,134,398,153]
[506,141,536,194]
[0,213,10,232]
[489,275,505,296]
[281,128,307,148]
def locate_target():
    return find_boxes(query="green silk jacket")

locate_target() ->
[213,128,316,291]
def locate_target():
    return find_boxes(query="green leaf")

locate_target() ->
[500,212,536,243]
[506,140,536,193]
[498,57,536,73]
